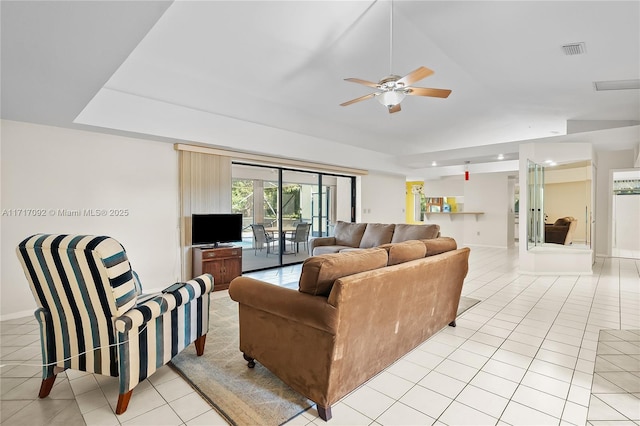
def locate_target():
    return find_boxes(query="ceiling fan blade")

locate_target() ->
[396,66,434,87]
[340,92,377,106]
[388,104,401,114]
[407,87,452,98]
[344,78,380,88]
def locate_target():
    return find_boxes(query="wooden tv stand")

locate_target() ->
[192,246,242,291]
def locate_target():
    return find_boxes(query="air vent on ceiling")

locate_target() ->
[594,79,640,91]
[562,42,586,55]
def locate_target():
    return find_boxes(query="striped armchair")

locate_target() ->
[16,234,214,414]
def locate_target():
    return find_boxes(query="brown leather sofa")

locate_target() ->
[308,221,440,255]
[545,217,578,245]
[229,237,469,421]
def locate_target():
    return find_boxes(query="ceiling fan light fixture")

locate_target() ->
[376,90,406,107]
[338,0,451,112]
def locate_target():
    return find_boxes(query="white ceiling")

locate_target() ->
[2,1,639,179]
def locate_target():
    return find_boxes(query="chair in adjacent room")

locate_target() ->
[545,217,578,245]
[250,224,277,256]
[285,222,311,254]
[15,234,214,415]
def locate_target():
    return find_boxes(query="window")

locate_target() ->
[232,163,355,271]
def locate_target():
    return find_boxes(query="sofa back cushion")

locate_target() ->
[422,237,457,256]
[391,223,440,243]
[333,221,367,247]
[385,240,427,266]
[299,248,388,296]
[554,217,575,227]
[359,223,395,248]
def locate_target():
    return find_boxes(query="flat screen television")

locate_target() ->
[191,213,243,247]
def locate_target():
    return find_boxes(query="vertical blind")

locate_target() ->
[178,149,232,279]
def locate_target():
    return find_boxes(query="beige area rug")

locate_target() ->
[170,294,481,426]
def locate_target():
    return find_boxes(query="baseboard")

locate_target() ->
[463,243,509,249]
[0,309,34,322]
[518,269,594,276]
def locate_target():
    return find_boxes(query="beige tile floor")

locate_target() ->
[589,329,640,423]
[1,246,638,425]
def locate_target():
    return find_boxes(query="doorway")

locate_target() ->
[611,169,640,259]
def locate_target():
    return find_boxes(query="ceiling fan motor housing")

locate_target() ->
[340,66,450,112]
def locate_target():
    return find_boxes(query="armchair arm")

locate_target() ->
[115,274,213,332]
[229,276,338,334]
[308,236,337,255]
[544,226,569,244]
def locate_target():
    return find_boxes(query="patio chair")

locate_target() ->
[250,224,277,256]
[285,222,311,254]
[16,234,214,415]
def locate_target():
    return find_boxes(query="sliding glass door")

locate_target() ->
[281,170,318,265]
[232,165,281,269]
[232,163,355,272]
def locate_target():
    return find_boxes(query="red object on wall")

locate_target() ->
[465,170,469,181]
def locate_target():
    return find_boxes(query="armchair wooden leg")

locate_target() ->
[194,335,206,356]
[116,390,133,415]
[38,375,57,398]
[317,405,332,421]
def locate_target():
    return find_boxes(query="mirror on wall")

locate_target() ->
[526,159,592,250]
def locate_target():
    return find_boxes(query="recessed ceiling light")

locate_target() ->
[594,79,640,91]
[498,154,504,160]
[431,161,437,166]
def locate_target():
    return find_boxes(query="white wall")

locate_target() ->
[358,172,406,224]
[423,172,513,248]
[1,120,180,319]
[335,177,352,223]
[463,173,512,248]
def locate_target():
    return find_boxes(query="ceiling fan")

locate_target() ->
[339,1,452,114]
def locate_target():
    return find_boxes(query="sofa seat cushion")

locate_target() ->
[391,223,440,243]
[333,221,367,247]
[384,240,427,266]
[313,245,353,255]
[299,248,388,296]
[359,223,395,248]
[422,237,457,256]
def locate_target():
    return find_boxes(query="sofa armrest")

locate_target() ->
[114,274,213,332]
[308,236,337,255]
[544,226,569,244]
[229,276,338,334]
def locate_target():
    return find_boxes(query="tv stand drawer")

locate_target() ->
[202,247,241,258]
[192,246,242,291]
